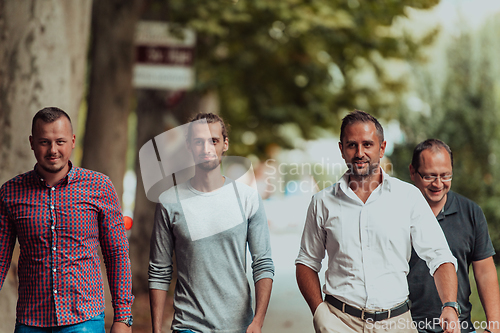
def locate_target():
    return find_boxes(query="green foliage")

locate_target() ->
[391,15,500,260]
[151,0,439,157]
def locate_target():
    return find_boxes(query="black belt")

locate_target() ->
[325,295,411,322]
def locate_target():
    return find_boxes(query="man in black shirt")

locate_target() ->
[408,139,500,333]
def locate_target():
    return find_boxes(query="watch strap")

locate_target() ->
[441,302,461,316]
[115,315,133,327]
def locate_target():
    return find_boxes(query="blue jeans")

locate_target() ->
[174,330,196,333]
[14,312,105,333]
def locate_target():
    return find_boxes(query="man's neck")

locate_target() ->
[348,169,383,203]
[190,167,225,192]
[430,195,447,217]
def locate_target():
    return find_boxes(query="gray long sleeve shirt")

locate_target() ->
[149,177,274,333]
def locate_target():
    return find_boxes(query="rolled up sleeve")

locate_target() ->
[410,190,457,276]
[148,203,174,291]
[295,196,326,273]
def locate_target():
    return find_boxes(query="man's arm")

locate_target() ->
[244,190,274,332]
[150,288,168,333]
[296,263,323,315]
[0,188,16,289]
[433,262,460,333]
[98,178,133,332]
[473,257,500,333]
[149,203,175,332]
[246,278,273,333]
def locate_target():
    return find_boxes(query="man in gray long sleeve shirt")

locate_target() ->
[149,113,274,333]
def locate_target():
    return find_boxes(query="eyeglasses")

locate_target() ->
[416,171,452,182]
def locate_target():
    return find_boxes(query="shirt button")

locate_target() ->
[53,268,57,272]
[51,187,55,191]
[51,226,55,230]
[50,205,55,210]
[54,290,57,294]
[52,247,56,251]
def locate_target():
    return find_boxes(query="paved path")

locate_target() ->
[259,195,325,333]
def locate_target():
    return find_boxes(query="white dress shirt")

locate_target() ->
[295,170,457,311]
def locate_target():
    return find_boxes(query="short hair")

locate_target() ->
[186,112,229,141]
[411,139,453,171]
[32,107,72,135]
[340,109,384,145]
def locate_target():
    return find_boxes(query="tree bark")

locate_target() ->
[0,0,91,184]
[0,1,92,332]
[81,0,144,202]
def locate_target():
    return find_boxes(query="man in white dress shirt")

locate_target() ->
[295,110,460,333]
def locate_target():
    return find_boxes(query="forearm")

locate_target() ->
[473,257,500,332]
[150,288,168,333]
[433,262,458,303]
[251,278,273,328]
[433,262,460,333]
[296,263,323,315]
[103,243,134,319]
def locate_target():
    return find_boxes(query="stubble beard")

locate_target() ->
[39,163,66,174]
[347,160,379,179]
[197,159,221,171]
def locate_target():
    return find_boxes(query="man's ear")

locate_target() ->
[223,137,229,152]
[338,141,344,159]
[29,136,34,151]
[379,140,387,159]
[409,164,417,182]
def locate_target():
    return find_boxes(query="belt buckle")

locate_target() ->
[361,309,365,321]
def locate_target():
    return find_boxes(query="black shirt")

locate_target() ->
[408,191,495,333]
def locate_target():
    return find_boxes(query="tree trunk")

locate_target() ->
[0,1,92,332]
[0,0,91,184]
[81,0,143,202]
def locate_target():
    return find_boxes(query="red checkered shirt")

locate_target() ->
[0,163,134,327]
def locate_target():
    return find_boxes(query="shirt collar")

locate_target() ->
[336,167,392,195]
[437,190,458,219]
[33,161,76,186]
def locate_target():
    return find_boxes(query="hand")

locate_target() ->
[246,320,263,333]
[111,321,132,333]
[440,307,460,333]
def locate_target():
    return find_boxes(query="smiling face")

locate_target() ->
[29,117,75,180]
[410,147,452,209]
[339,121,386,179]
[187,121,228,172]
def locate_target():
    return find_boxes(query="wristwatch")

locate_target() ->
[441,302,461,316]
[115,315,133,327]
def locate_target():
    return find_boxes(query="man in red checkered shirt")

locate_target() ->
[0,107,134,332]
